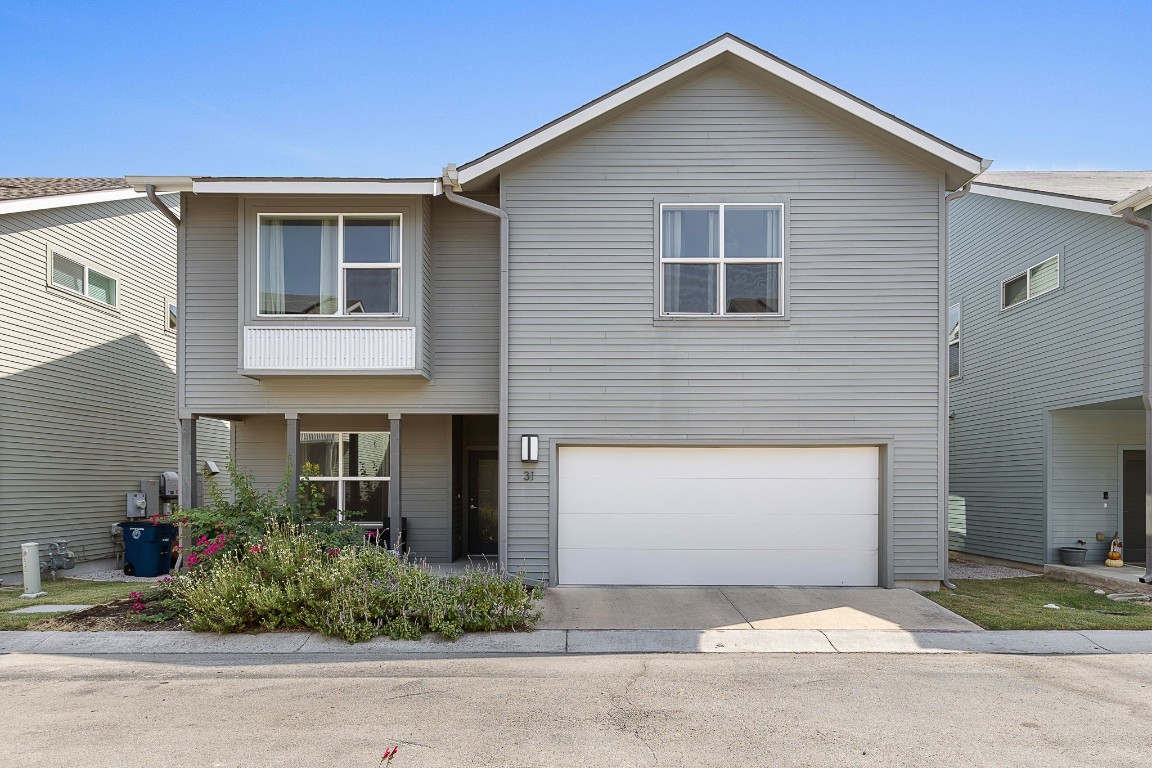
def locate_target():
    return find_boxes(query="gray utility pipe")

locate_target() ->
[440,165,512,570]
[938,182,972,590]
[1120,207,1152,583]
[146,184,180,227]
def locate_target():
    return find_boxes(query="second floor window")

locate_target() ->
[258,214,401,316]
[1002,254,1059,310]
[660,203,784,316]
[50,250,118,307]
[948,303,961,379]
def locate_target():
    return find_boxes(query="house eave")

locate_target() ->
[1111,187,1152,215]
[0,187,145,215]
[970,182,1118,216]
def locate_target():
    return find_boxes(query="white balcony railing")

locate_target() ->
[243,326,417,372]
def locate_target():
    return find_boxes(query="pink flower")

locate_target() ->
[326,547,341,556]
[129,591,143,600]
[249,545,265,554]
[131,601,146,613]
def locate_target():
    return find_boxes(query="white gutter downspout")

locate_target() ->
[145,184,181,227]
[440,164,512,572]
[940,182,972,590]
[1118,206,1152,584]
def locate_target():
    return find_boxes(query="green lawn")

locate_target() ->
[0,579,143,631]
[925,576,1152,630]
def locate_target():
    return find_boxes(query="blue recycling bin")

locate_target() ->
[119,522,176,577]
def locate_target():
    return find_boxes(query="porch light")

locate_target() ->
[520,434,539,463]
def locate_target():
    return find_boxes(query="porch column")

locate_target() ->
[286,415,301,505]
[389,414,403,550]
[178,417,198,510]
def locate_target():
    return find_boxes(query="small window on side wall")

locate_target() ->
[49,250,118,307]
[1002,254,1059,309]
[166,299,177,332]
[948,304,961,379]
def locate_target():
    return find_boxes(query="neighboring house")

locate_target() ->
[948,171,1152,568]
[131,34,986,588]
[0,179,230,575]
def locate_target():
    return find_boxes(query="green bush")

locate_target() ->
[177,458,365,568]
[166,523,542,643]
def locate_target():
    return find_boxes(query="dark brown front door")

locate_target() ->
[1122,450,1146,564]
[467,451,498,556]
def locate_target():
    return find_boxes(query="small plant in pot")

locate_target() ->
[1058,540,1088,567]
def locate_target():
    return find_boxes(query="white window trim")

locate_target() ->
[256,213,403,318]
[165,297,177,334]
[1001,253,1061,311]
[301,431,390,524]
[45,245,119,309]
[948,302,961,381]
[658,202,785,317]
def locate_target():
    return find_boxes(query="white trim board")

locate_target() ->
[971,183,1116,216]
[193,180,440,196]
[0,188,144,215]
[457,34,985,189]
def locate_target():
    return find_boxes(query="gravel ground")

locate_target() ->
[948,560,1039,580]
[67,569,170,584]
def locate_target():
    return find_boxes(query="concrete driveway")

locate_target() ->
[538,586,979,631]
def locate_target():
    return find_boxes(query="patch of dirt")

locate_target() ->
[35,598,184,632]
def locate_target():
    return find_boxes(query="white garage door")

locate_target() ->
[557,446,879,586]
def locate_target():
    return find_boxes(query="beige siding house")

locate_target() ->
[0,179,229,575]
[133,35,986,588]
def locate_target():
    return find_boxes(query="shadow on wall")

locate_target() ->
[0,333,178,574]
[0,195,178,239]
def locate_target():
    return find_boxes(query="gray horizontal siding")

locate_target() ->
[502,64,946,583]
[0,196,226,573]
[948,192,1145,564]
[181,194,499,415]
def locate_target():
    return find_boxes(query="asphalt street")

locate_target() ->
[1,651,1149,767]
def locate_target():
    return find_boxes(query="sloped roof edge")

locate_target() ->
[456,33,986,189]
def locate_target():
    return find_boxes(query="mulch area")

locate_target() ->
[35,598,184,632]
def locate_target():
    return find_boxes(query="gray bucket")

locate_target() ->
[1058,547,1087,566]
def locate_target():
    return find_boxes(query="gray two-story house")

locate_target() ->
[132,35,985,588]
[949,172,1152,571]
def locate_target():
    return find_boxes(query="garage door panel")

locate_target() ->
[560,446,879,481]
[559,477,879,519]
[558,548,879,587]
[558,512,879,551]
[557,445,880,586]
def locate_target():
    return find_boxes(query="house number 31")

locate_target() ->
[523,471,535,481]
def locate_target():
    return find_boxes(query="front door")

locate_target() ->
[1122,450,1146,564]
[467,450,499,556]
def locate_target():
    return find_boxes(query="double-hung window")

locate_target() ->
[660,203,784,316]
[258,214,401,316]
[1002,254,1059,310]
[49,250,117,307]
[300,432,390,525]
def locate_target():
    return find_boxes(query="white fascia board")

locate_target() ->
[125,176,194,193]
[191,180,441,195]
[0,188,144,215]
[971,183,1116,216]
[457,36,984,186]
[1111,187,1152,214]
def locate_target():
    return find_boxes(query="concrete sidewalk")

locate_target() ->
[1,628,1150,655]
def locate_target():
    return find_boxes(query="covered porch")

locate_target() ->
[1048,398,1147,567]
[178,412,499,565]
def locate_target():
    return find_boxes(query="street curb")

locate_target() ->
[1,628,1151,655]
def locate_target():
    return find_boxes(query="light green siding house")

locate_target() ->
[0,179,229,575]
[133,35,986,588]
[949,172,1152,573]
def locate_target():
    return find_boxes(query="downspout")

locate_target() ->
[145,184,181,227]
[440,164,512,572]
[939,182,972,590]
[1118,206,1152,583]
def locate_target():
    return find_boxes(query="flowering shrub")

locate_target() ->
[166,523,542,643]
[175,458,364,569]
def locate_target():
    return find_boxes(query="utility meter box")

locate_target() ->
[141,480,160,518]
[126,492,147,519]
[160,471,180,500]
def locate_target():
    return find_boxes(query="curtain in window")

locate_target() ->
[318,221,339,315]
[260,220,286,314]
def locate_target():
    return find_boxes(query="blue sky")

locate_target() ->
[2,1,1148,178]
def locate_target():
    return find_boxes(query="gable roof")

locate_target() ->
[456,33,987,190]
[971,171,1152,216]
[0,178,143,215]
